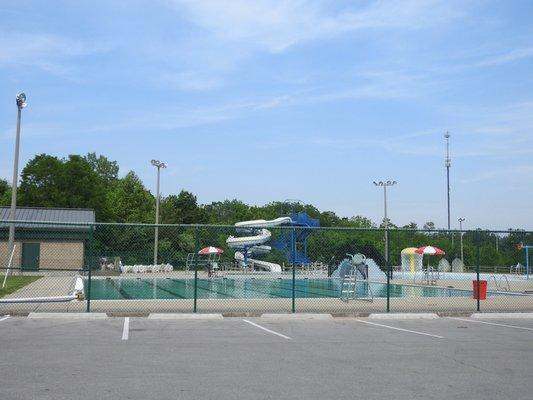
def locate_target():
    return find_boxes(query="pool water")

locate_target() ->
[86,278,486,300]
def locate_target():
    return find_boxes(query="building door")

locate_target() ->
[21,242,40,271]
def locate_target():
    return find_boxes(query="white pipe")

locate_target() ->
[2,244,17,289]
[0,274,84,304]
[0,295,77,304]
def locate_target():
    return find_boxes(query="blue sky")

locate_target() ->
[1,0,532,229]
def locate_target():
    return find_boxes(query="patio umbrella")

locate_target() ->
[415,246,445,256]
[198,246,224,255]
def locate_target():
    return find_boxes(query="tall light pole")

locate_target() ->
[458,217,465,262]
[444,132,451,231]
[373,180,397,263]
[6,93,27,273]
[151,159,166,265]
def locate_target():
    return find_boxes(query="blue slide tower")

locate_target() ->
[272,212,320,265]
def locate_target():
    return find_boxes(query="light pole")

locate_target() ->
[7,93,27,274]
[373,180,397,263]
[151,159,166,265]
[458,217,465,262]
[444,132,451,230]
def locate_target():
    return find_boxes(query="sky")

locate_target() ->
[1,0,532,230]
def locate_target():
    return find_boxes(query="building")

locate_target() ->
[0,207,95,271]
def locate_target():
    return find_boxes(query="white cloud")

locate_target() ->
[459,165,533,184]
[0,32,110,77]
[158,71,223,91]
[472,47,533,68]
[168,0,463,53]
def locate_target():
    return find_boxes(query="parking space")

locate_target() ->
[1,315,532,400]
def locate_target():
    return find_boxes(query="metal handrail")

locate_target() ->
[340,267,374,302]
[364,280,374,302]
[491,274,511,292]
[491,274,498,290]
[500,275,511,291]
[423,266,439,285]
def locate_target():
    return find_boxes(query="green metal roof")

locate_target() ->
[0,207,95,230]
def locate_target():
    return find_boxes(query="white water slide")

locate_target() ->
[226,217,292,273]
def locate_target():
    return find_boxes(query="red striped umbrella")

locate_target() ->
[198,246,224,255]
[415,246,445,256]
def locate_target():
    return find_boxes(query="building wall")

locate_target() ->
[0,241,85,270]
[40,242,84,269]
[0,241,22,268]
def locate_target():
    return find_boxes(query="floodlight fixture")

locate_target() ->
[16,92,27,109]
[151,159,167,168]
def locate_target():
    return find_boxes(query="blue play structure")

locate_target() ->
[272,212,320,265]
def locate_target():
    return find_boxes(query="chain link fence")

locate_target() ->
[1,220,531,315]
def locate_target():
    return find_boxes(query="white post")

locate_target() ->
[151,160,166,266]
[458,217,465,263]
[154,165,160,266]
[2,245,17,289]
[383,185,388,262]
[7,93,26,276]
[373,180,397,264]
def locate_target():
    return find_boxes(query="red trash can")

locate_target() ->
[473,280,487,300]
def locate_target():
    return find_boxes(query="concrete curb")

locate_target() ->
[471,312,533,319]
[28,312,108,319]
[368,313,439,320]
[148,313,223,320]
[261,313,333,320]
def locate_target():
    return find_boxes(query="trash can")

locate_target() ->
[472,280,487,300]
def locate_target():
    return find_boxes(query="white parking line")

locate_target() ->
[122,317,130,340]
[450,317,533,332]
[243,319,292,340]
[0,315,11,323]
[355,319,445,339]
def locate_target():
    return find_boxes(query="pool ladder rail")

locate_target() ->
[340,270,374,302]
[491,274,511,292]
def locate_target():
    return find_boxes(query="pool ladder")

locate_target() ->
[340,270,374,302]
[491,274,511,292]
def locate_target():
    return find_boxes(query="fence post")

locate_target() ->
[193,226,199,313]
[86,224,94,313]
[476,229,481,312]
[386,228,390,313]
[291,227,296,313]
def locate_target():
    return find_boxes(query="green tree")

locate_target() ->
[347,216,374,228]
[0,179,10,206]
[84,152,119,184]
[18,154,109,219]
[107,171,154,223]
[161,190,205,224]
[18,154,65,206]
[62,155,108,213]
[423,221,435,230]
[202,199,252,224]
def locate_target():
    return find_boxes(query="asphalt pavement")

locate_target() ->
[1,315,532,400]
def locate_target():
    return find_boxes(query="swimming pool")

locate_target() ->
[86,278,504,300]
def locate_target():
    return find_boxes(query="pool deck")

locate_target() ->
[1,272,532,315]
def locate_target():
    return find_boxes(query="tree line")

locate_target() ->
[0,153,530,268]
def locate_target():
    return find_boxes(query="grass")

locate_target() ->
[0,275,41,298]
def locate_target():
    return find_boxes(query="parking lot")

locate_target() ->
[1,314,532,400]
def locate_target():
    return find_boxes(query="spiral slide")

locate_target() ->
[226,217,292,272]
